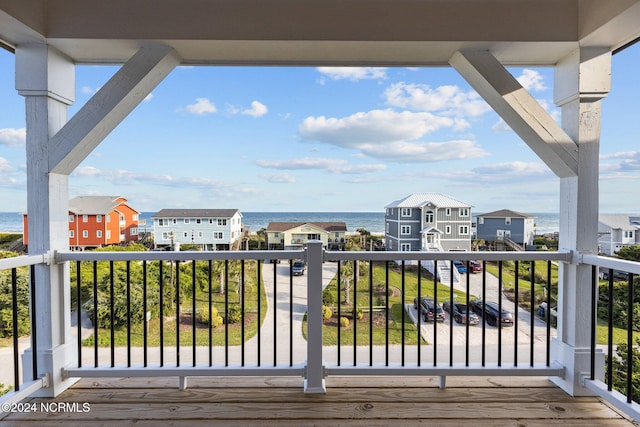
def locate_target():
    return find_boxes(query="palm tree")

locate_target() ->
[256,228,266,250]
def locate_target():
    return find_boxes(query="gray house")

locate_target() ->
[152,209,243,250]
[598,215,640,255]
[476,209,536,247]
[385,193,472,252]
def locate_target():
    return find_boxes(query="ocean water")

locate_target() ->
[0,211,561,235]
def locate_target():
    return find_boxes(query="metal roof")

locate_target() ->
[266,222,347,232]
[152,209,241,218]
[477,209,535,219]
[385,193,471,209]
[599,214,640,230]
[68,196,135,215]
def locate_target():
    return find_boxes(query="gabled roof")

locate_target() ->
[477,209,535,219]
[266,222,347,233]
[599,214,640,230]
[69,196,136,215]
[152,209,241,218]
[385,193,471,209]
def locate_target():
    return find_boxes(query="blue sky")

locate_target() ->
[0,45,638,214]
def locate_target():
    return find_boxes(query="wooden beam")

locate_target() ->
[49,45,181,174]
[449,49,578,178]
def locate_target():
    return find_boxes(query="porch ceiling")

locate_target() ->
[1,0,639,66]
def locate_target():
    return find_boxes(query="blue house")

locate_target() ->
[475,209,536,247]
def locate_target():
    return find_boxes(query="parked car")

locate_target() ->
[470,300,514,327]
[413,297,446,322]
[453,260,467,273]
[469,260,483,273]
[442,301,480,325]
[292,260,305,276]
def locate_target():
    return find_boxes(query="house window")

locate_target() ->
[401,208,412,217]
[274,232,279,238]
[505,217,511,225]
[478,217,484,225]
[214,232,223,239]
[96,214,102,222]
[97,230,102,238]
[445,225,451,234]
[218,219,227,226]
[130,227,138,235]
[386,222,390,233]
[459,225,469,235]
[173,218,178,224]
[183,232,188,238]
[401,243,411,251]
[625,231,634,239]
[196,218,202,224]
[209,219,213,224]
[69,215,74,222]
[82,215,88,223]
[184,218,190,224]
[106,231,111,239]
[198,231,203,238]
[119,214,125,221]
[401,225,411,235]
[425,211,434,223]
[158,219,167,226]
[82,230,88,238]
[445,208,451,216]
[459,208,469,217]
[106,215,111,222]
[69,230,74,238]
[132,214,138,221]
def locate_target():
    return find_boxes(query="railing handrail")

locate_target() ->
[581,253,640,275]
[0,253,47,270]
[57,249,306,263]
[326,250,571,262]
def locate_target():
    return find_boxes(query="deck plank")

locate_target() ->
[0,376,635,426]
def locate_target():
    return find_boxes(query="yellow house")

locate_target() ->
[266,222,347,250]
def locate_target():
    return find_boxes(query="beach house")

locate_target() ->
[266,221,347,250]
[476,209,536,249]
[152,209,243,250]
[23,196,139,250]
[598,214,640,255]
[384,193,473,252]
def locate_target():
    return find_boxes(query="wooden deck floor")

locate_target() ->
[1,376,637,426]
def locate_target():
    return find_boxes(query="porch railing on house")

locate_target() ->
[1,242,639,421]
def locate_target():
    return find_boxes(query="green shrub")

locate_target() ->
[339,316,349,328]
[354,307,363,320]
[197,305,223,327]
[322,288,336,305]
[226,304,242,324]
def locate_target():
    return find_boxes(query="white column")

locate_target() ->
[16,43,78,396]
[551,47,611,396]
[304,240,326,393]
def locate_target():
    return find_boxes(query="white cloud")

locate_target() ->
[0,128,26,147]
[186,98,217,115]
[357,140,488,163]
[600,151,640,172]
[242,101,268,117]
[81,86,97,95]
[317,67,387,81]
[300,109,455,146]
[384,82,490,117]
[0,157,23,188]
[256,157,387,174]
[262,173,296,183]
[299,109,488,162]
[516,69,547,92]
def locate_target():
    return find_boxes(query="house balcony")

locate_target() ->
[1,242,639,423]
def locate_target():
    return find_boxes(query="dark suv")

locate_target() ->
[413,297,446,322]
[470,300,514,327]
[443,301,480,325]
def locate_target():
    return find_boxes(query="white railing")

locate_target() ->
[2,243,639,421]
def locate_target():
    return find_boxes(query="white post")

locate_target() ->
[551,47,611,395]
[16,43,78,396]
[304,240,326,393]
